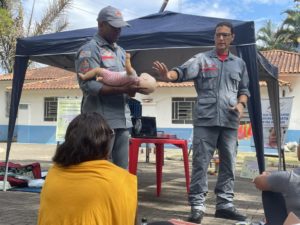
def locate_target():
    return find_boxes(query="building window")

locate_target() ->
[171,97,250,125]
[19,104,28,110]
[44,97,58,121]
[172,97,196,124]
[5,91,11,117]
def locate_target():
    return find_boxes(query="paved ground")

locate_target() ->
[0,143,264,225]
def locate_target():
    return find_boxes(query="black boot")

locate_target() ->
[215,207,247,221]
[188,209,204,224]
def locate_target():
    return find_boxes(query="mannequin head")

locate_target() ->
[138,73,157,95]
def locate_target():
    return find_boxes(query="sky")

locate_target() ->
[0,0,294,74]
[21,0,295,32]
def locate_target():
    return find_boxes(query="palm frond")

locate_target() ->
[54,16,69,32]
[26,0,35,36]
[33,0,72,36]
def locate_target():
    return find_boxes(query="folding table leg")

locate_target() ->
[181,142,190,193]
[155,143,164,197]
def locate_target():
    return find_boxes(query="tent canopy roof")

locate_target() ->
[6,10,283,176]
[16,11,256,72]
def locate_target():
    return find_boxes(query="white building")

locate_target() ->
[0,50,299,144]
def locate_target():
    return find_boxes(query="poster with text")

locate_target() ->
[240,156,268,179]
[56,98,81,142]
[261,97,293,150]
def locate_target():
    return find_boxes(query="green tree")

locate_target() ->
[0,7,13,37]
[0,0,73,73]
[256,20,286,50]
[0,0,23,73]
[276,1,300,51]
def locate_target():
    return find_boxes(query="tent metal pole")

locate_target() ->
[159,0,169,12]
[3,56,29,191]
[3,161,9,191]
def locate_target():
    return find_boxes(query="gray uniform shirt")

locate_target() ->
[75,34,132,129]
[267,168,300,218]
[173,49,250,129]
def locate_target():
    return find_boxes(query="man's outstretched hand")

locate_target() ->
[152,61,178,81]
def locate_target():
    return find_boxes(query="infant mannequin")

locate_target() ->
[79,53,157,95]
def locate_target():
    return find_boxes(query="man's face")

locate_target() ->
[214,25,234,52]
[99,22,121,44]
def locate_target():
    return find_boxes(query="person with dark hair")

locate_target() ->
[37,112,137,225]
[75,6,145,169]
[153,21,250,223]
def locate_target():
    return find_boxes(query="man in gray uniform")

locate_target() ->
[75,6,141,169]
[153,22,250,223]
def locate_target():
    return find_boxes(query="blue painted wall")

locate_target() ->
[0,125,8,141]
[0,125,17,142]
[17,125,56,144]
[285,130,300,143]
[1,124,299,147]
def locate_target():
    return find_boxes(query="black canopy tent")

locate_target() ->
[4,11,282,189]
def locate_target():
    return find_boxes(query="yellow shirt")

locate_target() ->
[38,160,137,225]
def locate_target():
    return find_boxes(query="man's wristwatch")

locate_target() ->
[239,102,246,109]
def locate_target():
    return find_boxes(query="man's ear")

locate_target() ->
[231,33,235,43]
[98,21,105,29]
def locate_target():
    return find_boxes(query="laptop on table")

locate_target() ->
[131,116,177,139]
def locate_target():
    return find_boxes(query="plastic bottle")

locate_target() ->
[141,217,148,225]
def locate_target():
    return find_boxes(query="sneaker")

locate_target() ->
[215,207,247,221]
[234,222,251,225]
[234,221,265,225]
[188,209,204,224]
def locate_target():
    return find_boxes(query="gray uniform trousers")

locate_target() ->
[108,128,130,169]
[189,126,238,212]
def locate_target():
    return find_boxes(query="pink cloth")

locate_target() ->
[101,68,139,86]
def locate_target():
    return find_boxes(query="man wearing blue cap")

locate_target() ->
[75,6,141,169]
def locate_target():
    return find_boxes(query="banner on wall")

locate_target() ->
[56,98,81,142]
[238,123,252,140]
[240,156,268,179]
[261,97,293,149]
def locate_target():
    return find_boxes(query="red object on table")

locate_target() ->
[129,137,190,197]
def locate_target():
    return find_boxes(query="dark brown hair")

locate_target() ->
[215,21,234,34]
[53,112,112,167]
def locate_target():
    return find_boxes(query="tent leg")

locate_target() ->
[3,163,9,192]
[281,148,286,171]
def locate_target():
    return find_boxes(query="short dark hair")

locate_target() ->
[215,21,234,34]
[53,112,112,167]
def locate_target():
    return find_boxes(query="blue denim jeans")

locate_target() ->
[189,126,238,212]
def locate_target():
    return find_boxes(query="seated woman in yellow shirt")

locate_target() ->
[37,112,137,225]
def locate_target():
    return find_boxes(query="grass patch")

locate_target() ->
[164,149,299,171]
[237,151,299,170]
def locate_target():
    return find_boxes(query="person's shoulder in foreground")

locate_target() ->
[37,111,137,225]
[253,143,300,218]
[253,143,300,192]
